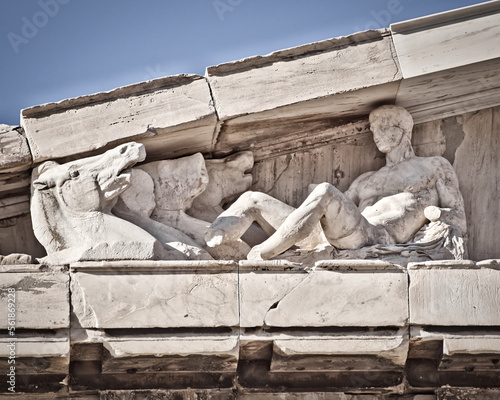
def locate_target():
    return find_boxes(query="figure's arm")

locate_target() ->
[425,159,467,234]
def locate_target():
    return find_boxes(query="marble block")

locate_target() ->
[0,270,69,329]
[239,261,408,328]
[391,4,500,78]
[0,334,69,375]
[206,29,401,121]
[270,329,408,372]
[409,261,500,326]
[21,75,217,163]
[101,334,239,373]
[0,129,32,173]
[70,261,239,329]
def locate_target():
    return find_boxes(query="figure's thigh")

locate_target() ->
[309,184,370,249]
[242,191,296,232]
[206,191,296,246]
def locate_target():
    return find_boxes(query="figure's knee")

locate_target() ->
[310,182,338,198]
[222,191,264,219]
[304,182,344,213]
[238,190,257,203]
[237,191,271,208]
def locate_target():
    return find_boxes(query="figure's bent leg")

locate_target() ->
[253,183,369,260]
[205,191,295,247]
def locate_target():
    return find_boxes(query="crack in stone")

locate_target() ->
[265,154,292,195]
[263,271,311,325]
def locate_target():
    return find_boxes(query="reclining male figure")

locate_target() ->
[205,105,467,260]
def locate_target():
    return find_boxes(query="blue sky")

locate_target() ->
[0,0,489,125]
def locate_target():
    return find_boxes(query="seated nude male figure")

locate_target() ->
[205,105,467,260]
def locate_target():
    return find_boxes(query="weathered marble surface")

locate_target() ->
[100,390,235,400]
[436,388,500,400]
[238,395,415,400]
[30,140,259,263]
[410,326,500,373]
[207,30,400,121]
[0,213,46,259]
[0,334,69,374]
[395,58,500,124]
[99,394,436,400]
[441,336,500,371]
[0,253,32,265]
[408,260,500,326]
[0,126,33,201]
[391,5,500,78]
[0,4,499,397]
[453,107,500,260]
[270,329,408,372]
[392,4,500,123]
[0,195,30,219]
[102,334,239,373]
[239,261,408,327]
[134,153,215,254]
[0,270,69,329]
[0,127,32,173]
[21,75,217,163]
[71,262,239,328]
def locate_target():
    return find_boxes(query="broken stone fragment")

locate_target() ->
[0,127,32,173]
[0,253,33,264]
[138,153,209,212]
[0,124,18,134]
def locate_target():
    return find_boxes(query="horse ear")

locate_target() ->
[32,161,60,191]
[32,179,49,191]
[37,161,59,175]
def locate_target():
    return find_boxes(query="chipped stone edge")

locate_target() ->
[21,74,206,119]
[408,259,500,270]
[69,260,238,272]
[205,29,391,76]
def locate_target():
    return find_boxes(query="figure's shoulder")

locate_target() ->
[348,170,377,194]
[416,156,458,181]
[352,170,377,185]
[415,155,453,169]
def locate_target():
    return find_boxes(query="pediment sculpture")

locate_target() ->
[206,105,467,264]
[30,105,467,265]
[30,142,255,264]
